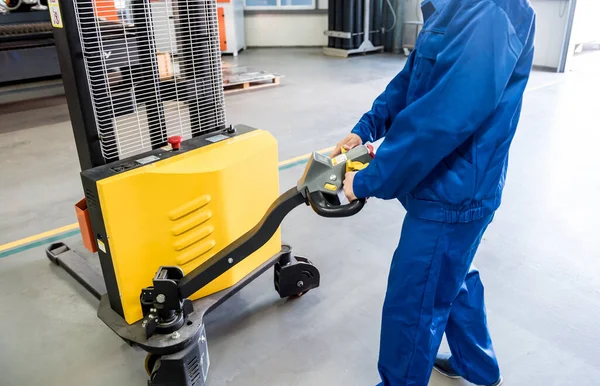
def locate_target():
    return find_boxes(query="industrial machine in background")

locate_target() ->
[217,0,245,56]
[324,0,396,58]
[44,0,370,384]
[0,3,61,86]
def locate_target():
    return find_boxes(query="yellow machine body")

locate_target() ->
[95,130,281,324]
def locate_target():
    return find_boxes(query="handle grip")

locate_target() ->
[307,190,365,218]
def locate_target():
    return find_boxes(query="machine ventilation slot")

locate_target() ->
[72,0,227,162]
[186,355,202,386]
[84,188,98,209]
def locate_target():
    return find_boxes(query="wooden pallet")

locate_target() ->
[223,76,281,94]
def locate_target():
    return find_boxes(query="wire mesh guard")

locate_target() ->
[75,0,226,161]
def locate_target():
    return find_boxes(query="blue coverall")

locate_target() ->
[350,1,536,385]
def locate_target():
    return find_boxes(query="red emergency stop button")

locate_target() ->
[168,136,182,150]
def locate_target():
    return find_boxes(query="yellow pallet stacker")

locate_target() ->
[48,127,374,385]
[45,0,375,384]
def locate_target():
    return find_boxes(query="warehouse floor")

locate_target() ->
[1,48,599,386]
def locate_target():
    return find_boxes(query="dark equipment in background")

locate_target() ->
[0,7,62,86]
[324,0,396,57]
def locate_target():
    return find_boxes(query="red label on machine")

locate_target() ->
[48,0,63,28]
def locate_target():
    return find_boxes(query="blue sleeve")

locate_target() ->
[353,2,524,200]
[350,51,416,144]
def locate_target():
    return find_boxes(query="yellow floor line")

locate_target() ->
[0,223,80,252]
[0,146,335,253]
[278,146,334,166]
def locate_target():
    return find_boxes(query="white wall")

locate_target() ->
[244,0,579,52]
[241,0,576,66]
[403,0,421,22]
[245,13,328,47]
[530,0,572,70]
[571,0,600,45]
[402,0,423,48]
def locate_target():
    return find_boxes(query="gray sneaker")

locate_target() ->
[433,353,503,386]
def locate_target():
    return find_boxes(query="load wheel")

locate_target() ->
[274,255,320,298]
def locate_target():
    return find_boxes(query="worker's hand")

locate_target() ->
[343,172,358,202]
[331,133,362,157]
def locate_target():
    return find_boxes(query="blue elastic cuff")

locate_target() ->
[351,123,372,144]
[352,171,371,199]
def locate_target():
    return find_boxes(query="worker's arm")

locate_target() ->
[353,2,526,200]
[350,51,416,144]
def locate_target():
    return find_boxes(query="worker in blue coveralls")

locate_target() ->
[332,1,536,385]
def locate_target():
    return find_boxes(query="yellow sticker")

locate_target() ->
[97,239,106,253]
[331,153,347,167]
[49,3,63,28]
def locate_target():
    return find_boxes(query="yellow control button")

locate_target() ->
[324,183,338,191]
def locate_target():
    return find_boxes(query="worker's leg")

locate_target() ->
[445,265,501,385]
[376,213,494,386]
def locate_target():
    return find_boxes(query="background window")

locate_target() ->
[244,0,316,9]
[281,0,313,5]
[245,0,277,6]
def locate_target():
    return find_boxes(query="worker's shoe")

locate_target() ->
[433,352,461,379]
[489,377,504,386]
[433,353,504,386]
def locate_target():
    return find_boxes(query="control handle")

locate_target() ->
[307,190,365,218]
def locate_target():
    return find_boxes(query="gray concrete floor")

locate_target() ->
[1,48,599,386]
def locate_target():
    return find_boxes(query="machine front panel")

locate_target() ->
[86,129,281,324]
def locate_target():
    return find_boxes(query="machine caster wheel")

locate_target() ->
[144,353,160,377]
[274,255,320,298]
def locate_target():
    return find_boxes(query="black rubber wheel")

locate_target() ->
[144,353,160,377]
